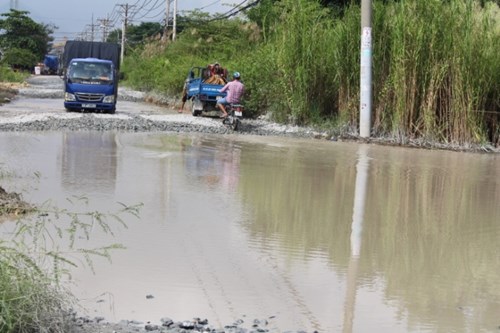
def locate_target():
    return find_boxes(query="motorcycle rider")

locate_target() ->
[216,72,245,118]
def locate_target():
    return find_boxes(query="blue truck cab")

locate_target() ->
[62,41,120,114]
[64,58,117,113]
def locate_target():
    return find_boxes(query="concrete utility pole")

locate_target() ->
[98,16,112,42]
[172,0,178,41]
[359,0,373,138]
[120,4,130,65]
[163,0,171,40]
[10,0,19,10]
[85,15,98,42]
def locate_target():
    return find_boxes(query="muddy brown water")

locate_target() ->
[0,131,499,332]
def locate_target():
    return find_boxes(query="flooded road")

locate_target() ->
[0,131,499,332]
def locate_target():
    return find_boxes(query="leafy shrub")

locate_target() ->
[1,48,38,71]
[0,64,29,82]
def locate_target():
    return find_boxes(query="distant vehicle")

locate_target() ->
[61,41,121,114]
[42,55,59,75]
[183,66,227,116]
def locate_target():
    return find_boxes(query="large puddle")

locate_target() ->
[0,131,499,332]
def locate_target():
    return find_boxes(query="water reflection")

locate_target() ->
[0,132,499,332]
[61,132,117,194]
[343,145,370,333]
[180,137,241,191]
[360,148,500,332]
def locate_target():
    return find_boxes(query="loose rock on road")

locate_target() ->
[0,75,324,140]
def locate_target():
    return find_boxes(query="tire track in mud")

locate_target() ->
[252,242,325,332]
[175,221,272,330]
[172,190,283,331]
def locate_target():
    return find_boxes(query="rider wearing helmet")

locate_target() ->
[217,72,245,118]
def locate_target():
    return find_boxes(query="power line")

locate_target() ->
[132,0,164,20]
[200,0,222,10]
[130,0,156,19]
[209,0,261,21]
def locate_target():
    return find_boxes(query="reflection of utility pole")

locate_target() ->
[342,145,370,333]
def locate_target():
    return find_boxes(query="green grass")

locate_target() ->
[0,253,71,333]
[0,186,142,332]
[120,0,499,146]
[0,65,29,83]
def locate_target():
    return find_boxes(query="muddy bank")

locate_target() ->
[0,83,21,105]
[0,185,34,217]
[69,315,296,333]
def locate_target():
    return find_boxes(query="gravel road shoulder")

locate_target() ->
[0,76,331,142]
[2,75,498,154]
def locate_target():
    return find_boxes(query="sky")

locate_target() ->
[0,0,234,43]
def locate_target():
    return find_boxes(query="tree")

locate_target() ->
[1,48,38,70]
[128,22,163,45]
[107,22,163,47]
[0,9,54,70]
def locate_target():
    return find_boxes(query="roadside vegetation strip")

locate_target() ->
[121,0,499,147]
[4,0,500,147]
[0,170,142,333]
[0,64,28,105]
[0,256,73,333]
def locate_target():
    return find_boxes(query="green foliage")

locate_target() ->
[0,10,54,70]
[371,0,500,143]
[107,22,163,46]
[246,0,281,36]
[123,14,260,97]
[120,0,499,145]
[0,192,142,333]
[0,244,71,333]
[240,0,355,123]
[1,48,38,71]
[0,65,28,82]
[128,22,163,46]
[106,29,121,44]
[243,0,499,142]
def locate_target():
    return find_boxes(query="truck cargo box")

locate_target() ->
[62,41,121,70]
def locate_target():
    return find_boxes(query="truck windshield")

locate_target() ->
[68,61,113,84]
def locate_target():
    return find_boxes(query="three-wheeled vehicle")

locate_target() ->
[183,66,226,116]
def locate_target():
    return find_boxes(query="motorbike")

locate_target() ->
[222,103,244,131]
